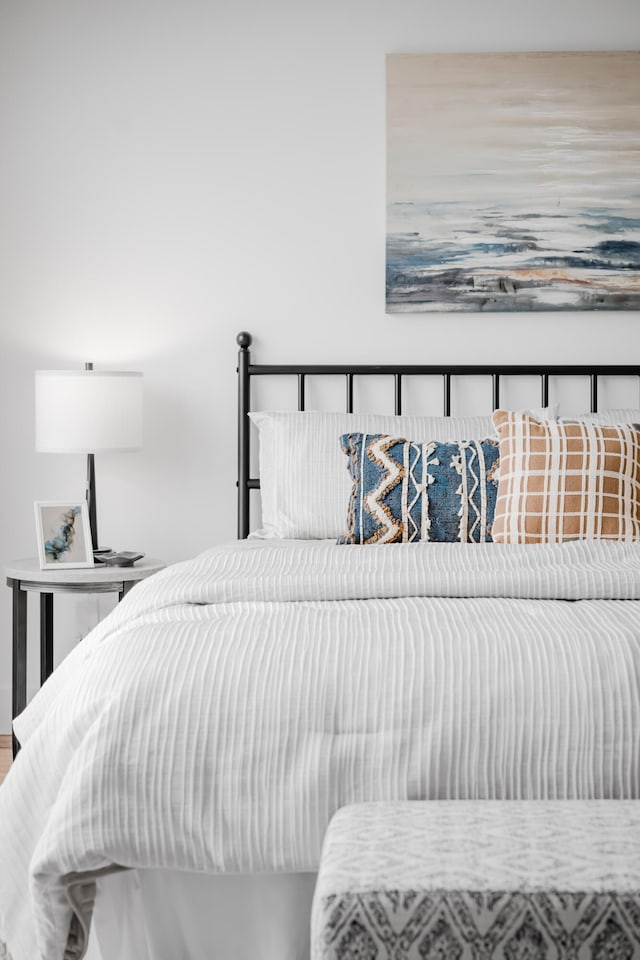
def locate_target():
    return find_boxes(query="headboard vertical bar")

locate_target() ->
[492,373,500,411]
[236,332,252,540]
[346,374,354,413]
[541,374,549,408]
[443,374,451,416]
[394,374,402,415]
[590,374,598,413]
[298,374,306,412]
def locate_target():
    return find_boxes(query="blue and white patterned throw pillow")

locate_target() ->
[339,433,500,544]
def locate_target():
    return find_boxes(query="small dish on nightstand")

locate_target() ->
[94,551,145,567]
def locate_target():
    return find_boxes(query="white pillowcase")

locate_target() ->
[568,408,640,425]
[249,409,552,540]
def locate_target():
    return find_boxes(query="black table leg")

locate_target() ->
[11,580,27,758]
[119,581,133,601]
[40,592,54,684]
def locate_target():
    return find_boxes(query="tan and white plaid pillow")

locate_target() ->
[491,410,640,544]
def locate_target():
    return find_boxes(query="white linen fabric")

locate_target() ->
[2,537,640,960]
[571,408,640,424]
[91,869,316,960]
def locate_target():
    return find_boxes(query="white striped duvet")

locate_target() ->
[2,538,640,960]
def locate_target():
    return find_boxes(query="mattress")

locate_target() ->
[1,537,640,960]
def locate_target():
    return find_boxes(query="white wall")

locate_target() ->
[1,0,639,731]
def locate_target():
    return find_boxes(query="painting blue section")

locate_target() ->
[386,201,640,312]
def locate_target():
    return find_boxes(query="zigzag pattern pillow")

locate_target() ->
[339,433,500,544]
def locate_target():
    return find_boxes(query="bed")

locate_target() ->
[2,333,640,960]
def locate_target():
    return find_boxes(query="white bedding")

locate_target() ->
[1,537,640,960]
[89,869,317,960]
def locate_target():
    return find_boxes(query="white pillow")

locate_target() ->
[567,408,640,425]
[249,409,542,540]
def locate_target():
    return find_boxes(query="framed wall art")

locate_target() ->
[386,52,640,313]
[34,501,94,569]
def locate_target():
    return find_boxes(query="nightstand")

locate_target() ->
[5,557,165,756]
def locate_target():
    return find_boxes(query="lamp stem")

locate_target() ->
[86,452,98,553]
[83,362,102,555]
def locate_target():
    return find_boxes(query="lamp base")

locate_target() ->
[93,547,113,557]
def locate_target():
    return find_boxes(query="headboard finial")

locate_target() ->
[237,331,252,349]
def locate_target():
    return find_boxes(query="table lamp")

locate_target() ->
[35,363,143,554]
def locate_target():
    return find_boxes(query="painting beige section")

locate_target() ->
[387,51,640,207]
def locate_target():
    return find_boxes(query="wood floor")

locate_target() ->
[0,735,12,785]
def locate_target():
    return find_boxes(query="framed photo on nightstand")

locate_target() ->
[34,501,94,569]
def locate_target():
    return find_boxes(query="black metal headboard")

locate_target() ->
[236,331,640,539]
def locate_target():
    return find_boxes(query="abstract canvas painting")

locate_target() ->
[386,52,640,312]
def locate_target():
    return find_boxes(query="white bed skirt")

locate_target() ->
[88,871,317,960]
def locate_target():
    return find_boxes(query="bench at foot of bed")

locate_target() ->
[311,799,640,960]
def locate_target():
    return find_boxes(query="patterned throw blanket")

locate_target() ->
[1,538,640,960]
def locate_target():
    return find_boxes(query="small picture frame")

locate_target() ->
[34,501,94,569]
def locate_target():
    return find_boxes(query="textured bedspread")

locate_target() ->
[1,538,640,960]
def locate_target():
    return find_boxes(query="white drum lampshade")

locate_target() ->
[35,367,143,552]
